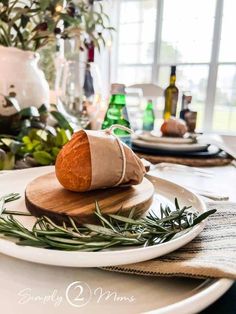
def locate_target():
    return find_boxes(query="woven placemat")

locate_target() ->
[136,152,232,167]
[103,202,236,280]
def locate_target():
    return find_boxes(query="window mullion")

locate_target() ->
[152,0,164,84]
[204,0,224,132]
[110,0,121,84]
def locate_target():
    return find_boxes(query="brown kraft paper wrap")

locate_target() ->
[56,125,146,192]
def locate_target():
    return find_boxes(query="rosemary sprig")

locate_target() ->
[0,193,216,251]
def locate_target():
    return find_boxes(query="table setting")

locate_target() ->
[0,157,236,314]
[0,1,236,313]
[0,134,235,313]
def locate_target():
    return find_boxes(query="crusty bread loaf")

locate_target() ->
[161,117,187,137]
[55,131,92,192]
[56,129,145,192]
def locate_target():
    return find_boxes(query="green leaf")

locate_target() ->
[51,147,60,158]
[175,198,180,211]
[192,209,217,226]
[109,214,142,225]
[21,15,29,28]
[33,151,53,165]
[1,138,14,147]
[38,104,48,114]
[22,136,31,145]
[36,130,48,141]
[19,107,40,118]
[84,224,117,236]
[50,111,73,132]
[0,138,22,154]
[2,152,15,170]
[0,194,215,252]
[39,0,51,10]
[58,128,70,145]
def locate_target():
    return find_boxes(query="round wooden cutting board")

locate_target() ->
[25,172,154,224]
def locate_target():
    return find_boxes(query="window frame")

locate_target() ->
[113,0,235,133]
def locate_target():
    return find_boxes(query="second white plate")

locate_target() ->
[132,138,209,152]
[138,131,195,144]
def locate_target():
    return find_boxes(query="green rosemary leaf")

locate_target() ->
[84,224,118,236]
[17,240,49,248]
[43,216,72,233]
[124,207,136,229]
[175,198,180,211]
[160,204,165,219]
[0,198,5,215]
[41,238,85,250]
[94,211,118,232]
[44,236,87,245]
[102,240,122,249]
[68,216,79,233]
[9,230,39,242]
[165,205,172,215]
[2,210,32,216]
[80,241,113,248]
[33,230,69,236]
[0,192,216,252]
[186,213,194,227]
[108,214,142,225]
[192,209,217,226]
[3,193,21,203]
[110,237,141,243]
[94,201,105,228]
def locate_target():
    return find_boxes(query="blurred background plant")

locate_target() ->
[0,101,73,170]
[0,0,113,51]
[0,0,114,87]
[0,1,114,170]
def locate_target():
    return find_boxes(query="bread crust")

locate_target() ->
[55,131,92,192]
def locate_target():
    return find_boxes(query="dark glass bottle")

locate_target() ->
[179,92,192,120]
[163,66,179,120]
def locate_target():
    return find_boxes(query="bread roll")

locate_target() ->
[55,129,145,192]
[56,131,92,192]
[161,117,187,137]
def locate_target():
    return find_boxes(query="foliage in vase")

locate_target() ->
[0,0,113,51]
[0,104,73,170]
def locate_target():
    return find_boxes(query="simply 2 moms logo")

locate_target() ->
[17,281,136,308]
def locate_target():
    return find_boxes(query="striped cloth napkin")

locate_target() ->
[104,202,236,279]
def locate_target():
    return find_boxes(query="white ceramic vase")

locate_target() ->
[0,46,50,112]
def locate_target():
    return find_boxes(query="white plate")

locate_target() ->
[0,167,233,314]
[132,138,208,152]
[0,166,206,268]
[137,131,195,144]
[0,252,233,314]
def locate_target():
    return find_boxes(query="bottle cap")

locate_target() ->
[111,83,126,95]
[171,65,176,75]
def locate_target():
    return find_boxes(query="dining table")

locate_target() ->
[0,135,235,314]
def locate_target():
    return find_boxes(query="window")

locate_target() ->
[115,0,157,85]
[213,0,236,132]
[112,0,236,133]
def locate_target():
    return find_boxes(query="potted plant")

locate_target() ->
[0,0,112,111]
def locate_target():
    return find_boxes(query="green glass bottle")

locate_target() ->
[163,65,179,120]
[143,99,155,131]
[102,84,131,146]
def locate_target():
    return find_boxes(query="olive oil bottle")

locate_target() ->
[163,66,179,120]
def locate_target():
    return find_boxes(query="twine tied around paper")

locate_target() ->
[103,125,133,187]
